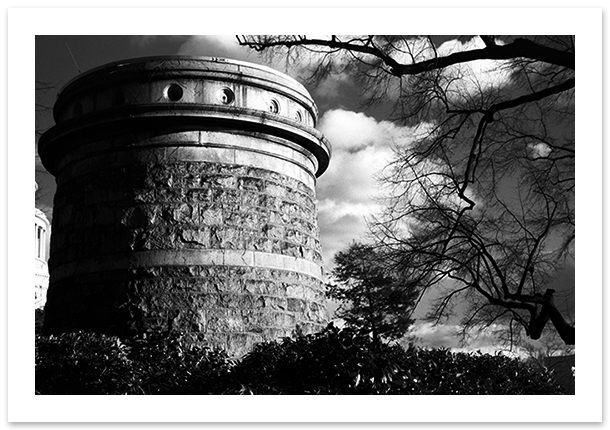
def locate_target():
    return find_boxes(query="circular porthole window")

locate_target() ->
[295,110,303,122]
[219,88,235,105]
[165,84,184,102]
[269,99,280,114]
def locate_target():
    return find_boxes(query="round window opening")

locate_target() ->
[269,99,280,114]
[295,111,303,122]
[166,84,184,102]
[219,88,235,105]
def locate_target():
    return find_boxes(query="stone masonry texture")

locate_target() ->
[38,56,331,356]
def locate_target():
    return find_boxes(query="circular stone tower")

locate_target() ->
[38,56,331,356]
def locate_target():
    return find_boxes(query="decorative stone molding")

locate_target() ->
[39,56,331,356]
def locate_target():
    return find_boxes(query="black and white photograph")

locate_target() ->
[5,6,603,424]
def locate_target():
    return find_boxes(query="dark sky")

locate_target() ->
[35,35,368,217]
[35,36,254,216]
[36,36,181,205]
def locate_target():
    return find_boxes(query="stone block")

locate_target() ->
[180,228,210,247]
[266,183,286,198]
[39,56,330,357]
[223,250,254,267]
[172,203,195,223]
[286,284,304,299]
[201,208,224,226]
[287,297,306,313]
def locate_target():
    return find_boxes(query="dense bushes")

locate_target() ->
[392,346,564,395]
[232,325,406,394]
[35,324,564,395]
[35,331,233,394]
[231,324,564,395]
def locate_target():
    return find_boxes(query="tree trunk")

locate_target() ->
[529,289,575,345]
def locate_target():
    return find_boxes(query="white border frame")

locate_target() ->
[5,7,602,423]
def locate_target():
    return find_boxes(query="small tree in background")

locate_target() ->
[328,242,419,342]
[238,35,575,346]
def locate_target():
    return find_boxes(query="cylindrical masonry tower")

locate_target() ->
[39,56,331,356]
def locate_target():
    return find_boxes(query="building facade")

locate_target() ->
[35,182,50,309]
[38,56,331,356]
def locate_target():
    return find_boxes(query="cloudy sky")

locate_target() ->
[35,35,417,267]
[34,35,527,266]
[9,7,602,422]
[35,33,580,354]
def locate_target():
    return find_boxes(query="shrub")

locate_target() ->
[36,331,135,394]
[35,331,233,395]
[231,324,405,394]
[228,324,564,395]
[35,324,564,395]
[389,346,565,395]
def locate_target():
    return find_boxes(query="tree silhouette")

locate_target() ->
[238,35,575,345]
[329,242,418,342]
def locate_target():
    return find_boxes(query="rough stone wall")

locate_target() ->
[44,140,327,356]
[40,56,331,356]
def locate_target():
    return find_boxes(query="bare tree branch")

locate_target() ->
[240,34,575,346]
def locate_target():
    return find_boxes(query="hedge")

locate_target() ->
[35,324,564,395]
[35,331,233,395]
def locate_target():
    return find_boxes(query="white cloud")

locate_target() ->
[317,200,378,224]
[388,36,513,106]
[318,147,391,203]
[315,109,420,267]
[529,142,553,158]
[407,322,462,349]
[318,109,406,152]
[436,37,513,105]
[406,322,530,357]
[318,211,367,269]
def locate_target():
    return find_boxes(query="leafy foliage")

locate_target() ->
[231,324,405,394]
[35,331,233,395]
[394,346,564,395]
[232,324,564,395]
[328,242,418,341]
[35,325,563,395]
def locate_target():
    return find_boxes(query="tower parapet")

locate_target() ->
[39,56,331,356]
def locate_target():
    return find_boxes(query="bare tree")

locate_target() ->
[238,35,575,345]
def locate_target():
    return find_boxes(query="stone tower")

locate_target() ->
[38,56,331,356]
